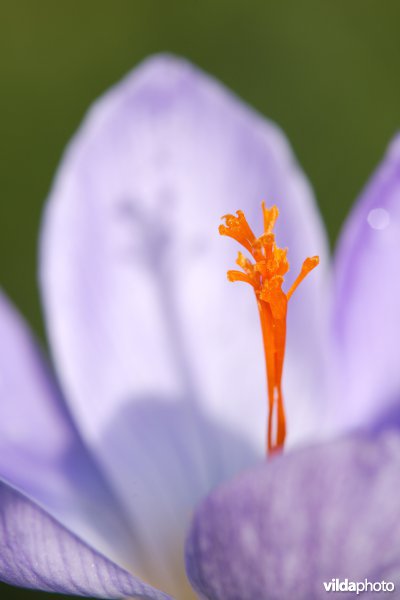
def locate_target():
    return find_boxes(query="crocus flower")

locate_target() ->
[1,54,399,600]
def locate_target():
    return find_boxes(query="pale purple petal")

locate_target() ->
[0,290,136,568]
[40,54,330,589]
[186,432,400,600]
[0,478,172,599]
[333,134,400,432]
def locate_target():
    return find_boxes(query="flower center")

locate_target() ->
[219,202,319,455]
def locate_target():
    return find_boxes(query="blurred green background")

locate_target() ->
[1,1,399,598]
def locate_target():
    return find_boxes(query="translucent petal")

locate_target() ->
[0,290,134,568]
[333,135,400,432]
[40,54,330,590]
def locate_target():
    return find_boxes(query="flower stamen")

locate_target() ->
[220,202,319,455]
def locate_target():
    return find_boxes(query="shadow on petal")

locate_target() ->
[99,395,258,597]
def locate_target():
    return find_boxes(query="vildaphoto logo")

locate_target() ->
[323,579,395,594]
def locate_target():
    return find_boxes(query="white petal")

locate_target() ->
[40,54,330,591]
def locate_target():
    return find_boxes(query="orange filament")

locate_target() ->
[220,202,319,455]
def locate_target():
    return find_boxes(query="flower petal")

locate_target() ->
[0,290,135,568]
[333,134,400,432]
[40,54,330,588]
[0,478,172,599]
[186,432,400,600]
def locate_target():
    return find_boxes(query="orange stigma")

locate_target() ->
[219,202,319,456]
